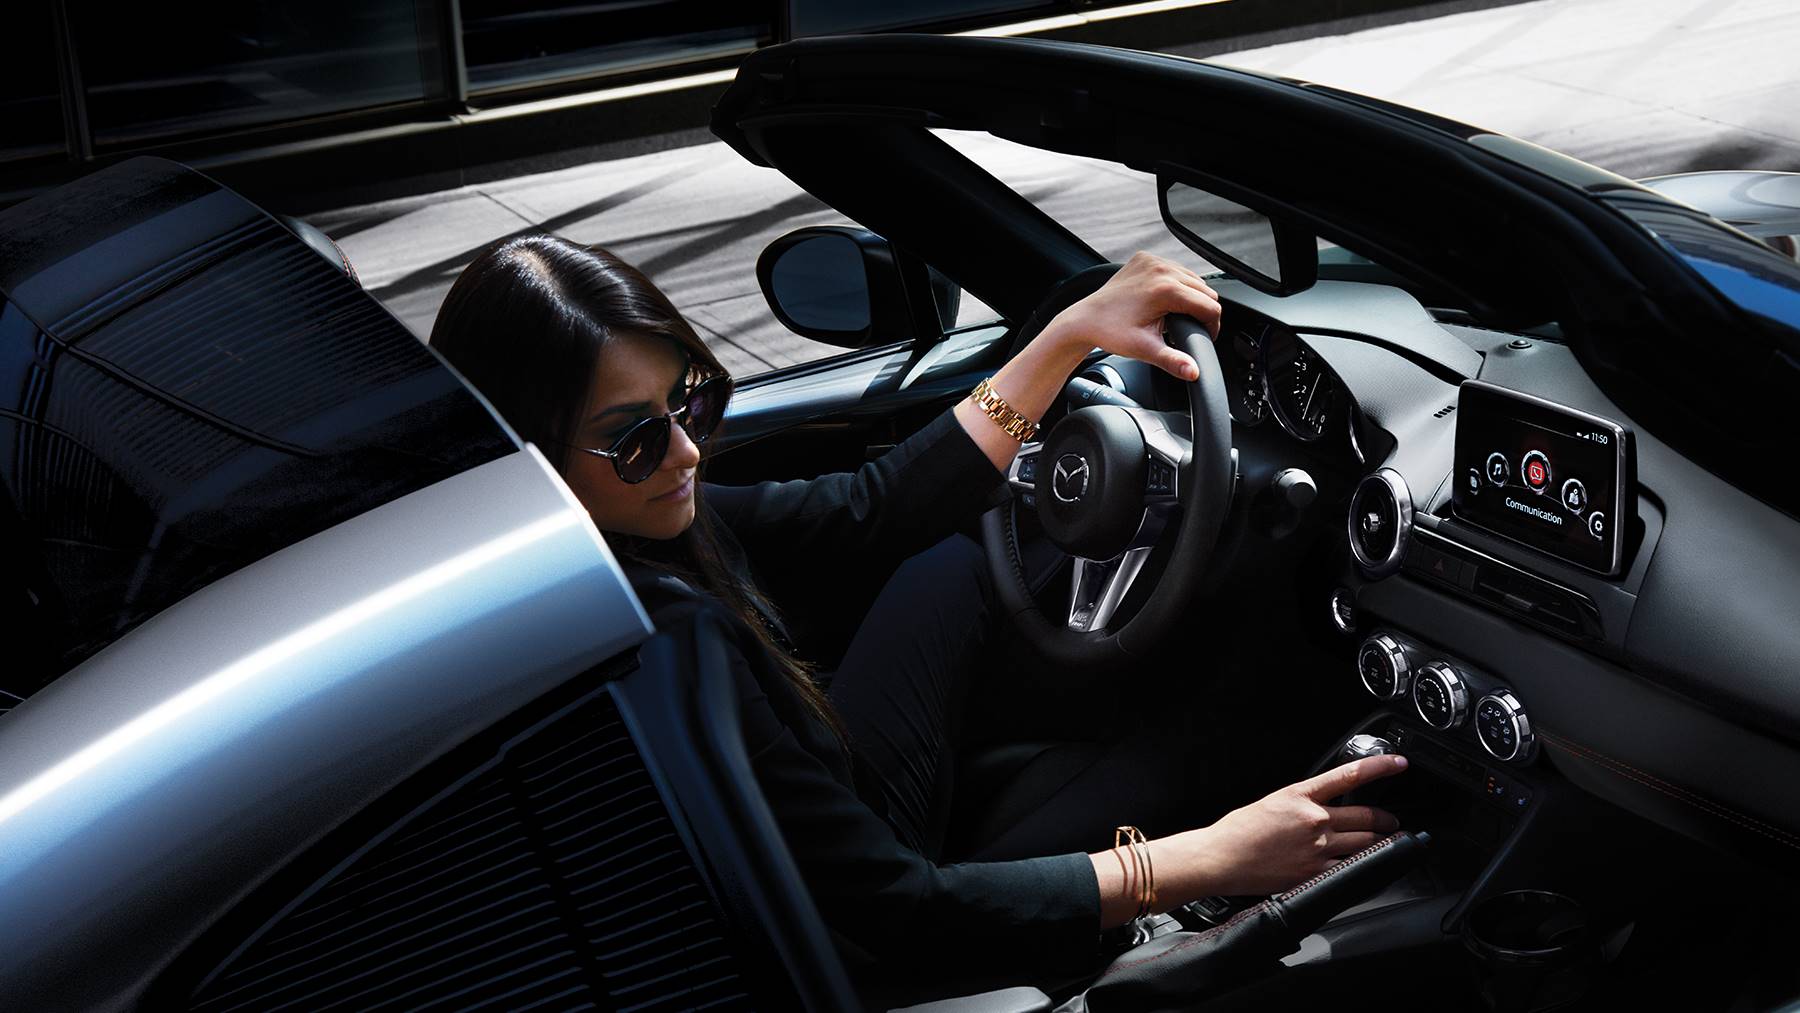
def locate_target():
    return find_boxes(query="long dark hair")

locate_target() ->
[429,235,846,746]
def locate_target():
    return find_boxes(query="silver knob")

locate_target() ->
[1474,689,1534,763]
[1413,662,1470,730]
[1273,468,1317,509]
[1357,634,1413,701]
[1342,733,1395,760]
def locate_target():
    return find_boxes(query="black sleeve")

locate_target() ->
[723,619,1102,977]
[705,405,1008,579]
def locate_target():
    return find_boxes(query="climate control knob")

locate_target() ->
[1357,634,1413,701]
[1474,690,1534,762]
[1412,662,1469,730]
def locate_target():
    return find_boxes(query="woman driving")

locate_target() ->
[429,235,1408,989]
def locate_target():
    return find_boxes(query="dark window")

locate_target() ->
[0,4,64,161]
[461,0,769,94]
[67,0,443,148]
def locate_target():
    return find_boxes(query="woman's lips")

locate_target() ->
[650,476,694,503]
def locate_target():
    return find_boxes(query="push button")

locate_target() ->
[1588,511,1606,539]
[1146,460,1177,496]
[1466,467,1482,495]
[1561,478,1587,513]
[1486,452,1509,486]
[1521,450,1551,492]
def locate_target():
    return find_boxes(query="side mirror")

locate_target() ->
[758,226,935,349]
[1158,172,1317,296]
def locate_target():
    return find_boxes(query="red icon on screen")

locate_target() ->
[1521,450,1551,492]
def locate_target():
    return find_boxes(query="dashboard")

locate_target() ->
[1195,279,1800,876]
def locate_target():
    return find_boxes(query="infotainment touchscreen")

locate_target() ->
[1451,380,1633,576]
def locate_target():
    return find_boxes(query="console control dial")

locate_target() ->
[1412,662,1469,730]
[1357,634,1412,701]
[1475,689,1534,762]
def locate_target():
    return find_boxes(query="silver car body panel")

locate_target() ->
[0,445,650,1009]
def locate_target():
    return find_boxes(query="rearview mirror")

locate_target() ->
[1158,174,1317,296]
[758,226,944,349]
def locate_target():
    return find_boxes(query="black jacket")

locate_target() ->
[635,407,1101,980]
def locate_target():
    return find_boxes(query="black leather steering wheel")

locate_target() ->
[981,268,1236,671]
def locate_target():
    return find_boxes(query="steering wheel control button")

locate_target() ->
[1521,450,1551,492]
[1486,452,1509,486]
[1561,478,1587,513]
[1357,634,1412,701]
[1587,511,1606,539]
[1146,458,1177,497]
[1475,690,1533,763]
[1328,588,1356,635]
[1348,469,1413,578]
[1016,452,1039,484]
[1412,662,1469,730]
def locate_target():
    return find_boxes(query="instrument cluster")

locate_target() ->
[1220,310,1347,445]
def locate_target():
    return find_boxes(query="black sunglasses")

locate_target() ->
[565,373,733,484]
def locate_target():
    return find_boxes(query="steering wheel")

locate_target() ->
[981,268,1236,671]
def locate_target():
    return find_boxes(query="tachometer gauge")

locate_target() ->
[1262,327,1336,442]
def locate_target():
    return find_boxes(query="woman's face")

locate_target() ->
[561,330,702,540]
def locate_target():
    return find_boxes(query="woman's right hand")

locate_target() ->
[1091,755,1410,927]
[1173,754,1409,899]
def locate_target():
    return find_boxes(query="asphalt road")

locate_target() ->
[313,0,1800,377]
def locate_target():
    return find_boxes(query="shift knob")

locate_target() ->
[1342,733,1395,760]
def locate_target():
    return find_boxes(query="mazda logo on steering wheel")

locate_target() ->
[1052,454,1090,503]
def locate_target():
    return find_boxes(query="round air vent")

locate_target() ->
[1349,468,1413,577]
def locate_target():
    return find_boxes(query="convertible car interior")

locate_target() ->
[3,32,1800,1013]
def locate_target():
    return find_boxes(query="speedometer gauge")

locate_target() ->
[1261,326,1336,442]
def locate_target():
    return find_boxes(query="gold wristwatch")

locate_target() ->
[969,377,1039,442]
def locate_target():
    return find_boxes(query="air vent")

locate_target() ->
[1349,469,1413,578]
[1434,404,1456,419]
[186,689,757,1012]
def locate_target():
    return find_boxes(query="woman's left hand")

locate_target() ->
[1035,251,1223,381]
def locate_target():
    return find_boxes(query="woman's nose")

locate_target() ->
[665,419,702,470]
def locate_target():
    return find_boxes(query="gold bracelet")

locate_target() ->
[969,377,1039,443]
[1115,825,1156,919]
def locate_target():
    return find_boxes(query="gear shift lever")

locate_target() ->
[1337,734,1399,807]
[1342,733,1396,761]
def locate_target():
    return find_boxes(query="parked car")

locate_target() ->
[3,32,1799,1012]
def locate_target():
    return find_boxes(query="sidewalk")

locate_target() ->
[312,0,1800,376]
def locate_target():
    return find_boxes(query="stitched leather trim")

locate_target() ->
[1103,899,1272,974]
[1539,729,1800,852]
[1275,831,1404,902]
